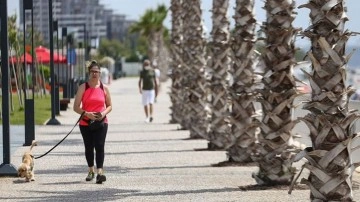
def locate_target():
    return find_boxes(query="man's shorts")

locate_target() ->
[142,90,155,106]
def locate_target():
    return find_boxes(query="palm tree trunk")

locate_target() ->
[296,1,357,201]
[227,0,259,163]
[208,0,233,147]
[147,32,159,62]
[180,0,196,132]
[253,0,299,185]
[156,28,170,82]
[169,0,184,124]
[181,0,209,139]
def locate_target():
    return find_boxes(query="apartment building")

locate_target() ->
[20,0,134,46]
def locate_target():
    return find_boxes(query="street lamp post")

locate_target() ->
[66,34,74,97]
[83,24,88,79]
[62,27,68,98]
[45,0,60,125]
[23,0,35,146]
[0,0,17,176]
[53,20,60,115]
[78,41,83,82]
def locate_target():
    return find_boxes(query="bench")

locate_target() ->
[60,98,71,111]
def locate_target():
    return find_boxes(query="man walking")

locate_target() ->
[138,59,158,123]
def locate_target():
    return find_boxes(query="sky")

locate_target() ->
[7,0,360,47]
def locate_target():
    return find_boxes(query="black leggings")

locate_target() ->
[79,124,108,169]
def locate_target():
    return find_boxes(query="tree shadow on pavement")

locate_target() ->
[211,161,258,167]
[36,165,127,175]
[239,184,308,191]
[128,164,211,171]
[124,187,240,198]
[106,149,197,156]
[2,188,139,202]
[1,187,241,201]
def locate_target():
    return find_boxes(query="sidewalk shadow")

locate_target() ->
[128,165,211,171]
[123,187,240,198]
[107,128,181,134]
[13,179,32,184]
[106,149,198,156]
[1,187,240,202]
[36,165,127,175]
[32,139,83,147]
[0,188,139,202]
[109,138,201,144]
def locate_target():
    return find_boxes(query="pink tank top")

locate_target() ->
[80,82,108,126]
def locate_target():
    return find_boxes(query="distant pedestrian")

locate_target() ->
[100,66,110,84]
[73,60,113,184]
[139,59,158,123]
[152,60,161,102]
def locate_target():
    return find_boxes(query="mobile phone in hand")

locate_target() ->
[95,112,102,118]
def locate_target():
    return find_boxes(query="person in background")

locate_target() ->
[100,66,110,84]
[73,60,112,184]
[152,60,161,102]
[138,59,158,123]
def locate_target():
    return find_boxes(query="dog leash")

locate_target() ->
[34,111,85,159]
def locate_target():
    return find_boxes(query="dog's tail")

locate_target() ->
[29,140,37,152]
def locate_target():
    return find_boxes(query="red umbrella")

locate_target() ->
[9,52,33,64]
[35,46,67,64]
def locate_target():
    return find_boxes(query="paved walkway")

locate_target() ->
[1,77,360,201]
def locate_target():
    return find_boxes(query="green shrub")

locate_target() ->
[125,53,141,62]
[39,65,50,81]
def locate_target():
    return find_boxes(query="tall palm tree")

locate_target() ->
[253,0,299,185]
[179,0,208,138]
[208,0,233,147]
[181,0,209,139]
[227,0,258,162]
[129,5,168,72]
[294,1,358,200]
[169,0,184,125]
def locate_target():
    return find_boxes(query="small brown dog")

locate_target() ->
[18,140,37,182]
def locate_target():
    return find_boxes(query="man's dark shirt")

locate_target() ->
[140,69,156,90]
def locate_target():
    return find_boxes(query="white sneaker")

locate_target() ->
[145,118,150,123]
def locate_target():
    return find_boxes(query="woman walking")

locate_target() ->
[73,60,113,184]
